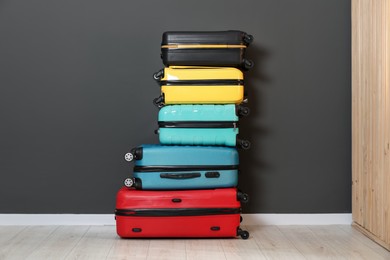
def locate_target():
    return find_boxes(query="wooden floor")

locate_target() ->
[0,225,389,259]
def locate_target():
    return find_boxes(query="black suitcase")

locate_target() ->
[160,31,254,70]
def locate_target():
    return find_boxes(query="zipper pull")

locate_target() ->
[233,122,237,129]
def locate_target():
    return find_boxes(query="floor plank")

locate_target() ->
[0,226,58,260]
[106,238,149,260]
[218,225,266,260]
[26,226,90,260]
[64,225,116,260]
[185,239,226,260]
[0,226,27,245]
[146,239,187,260]
[339,225,390,259]
[277,225,342,259]
[249,225,305,259]
[307,225,390,259]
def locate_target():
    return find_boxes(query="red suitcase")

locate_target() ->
[115,187,249,239]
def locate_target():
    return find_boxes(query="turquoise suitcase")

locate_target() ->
[123,144,243,190]
[156,104,250,149]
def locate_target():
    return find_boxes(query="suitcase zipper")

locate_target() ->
[159,79,244,86]
[158,121,238,129]
[115,207,241,217]
[133,165,238,172]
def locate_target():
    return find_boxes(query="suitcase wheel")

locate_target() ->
[241,193,249,203]
[124,152,134,162]
[238,139,251,150]
[124,178,134,188]
[243,34,254,45]
[243,59,254,70]
[153,96,165,108]
[240,230,250,239]
[237,106,250,117]
[237,228,250,240]
[237,191,249,203]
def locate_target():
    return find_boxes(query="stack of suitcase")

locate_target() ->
[115,31,254,239]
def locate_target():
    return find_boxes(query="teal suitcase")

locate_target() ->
[123,144,245,190]
[156,104,250,149]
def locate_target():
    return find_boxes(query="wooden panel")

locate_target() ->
[352,0,390,249]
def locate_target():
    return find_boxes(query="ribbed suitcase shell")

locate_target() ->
[160,31,253,69]
[129,145,239,190]
[154,66,244,105]
[158,104,239,147]
[115,187,247,238]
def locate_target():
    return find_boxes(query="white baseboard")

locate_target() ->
[241,213,352,225]
[0,213,352,226]
[0,214,116,226]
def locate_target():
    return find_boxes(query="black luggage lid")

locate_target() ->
[161,31,253,46]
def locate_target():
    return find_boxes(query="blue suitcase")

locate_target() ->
[156,104,250,149]
[123,144,239,190]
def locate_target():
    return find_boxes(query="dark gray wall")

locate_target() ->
[0,0,351,213]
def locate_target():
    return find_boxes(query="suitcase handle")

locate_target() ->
[160,172,201,179]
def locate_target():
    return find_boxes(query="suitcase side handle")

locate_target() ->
[160,172,201,179]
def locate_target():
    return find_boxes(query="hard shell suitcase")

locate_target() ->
[153,66,245,106]
[123,144,240,190]
[160,31,254,70]
[115,187,249,239]
[157,104,251,149]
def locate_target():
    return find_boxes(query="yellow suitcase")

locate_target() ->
[153,66,244,106]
